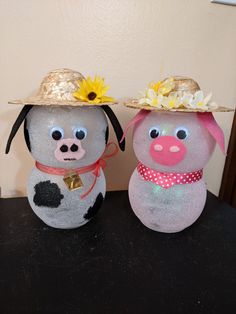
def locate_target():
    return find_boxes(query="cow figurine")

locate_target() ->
[122,76,230,233]
[6,68,125,229]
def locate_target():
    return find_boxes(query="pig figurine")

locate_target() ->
[6,68,125,229]
[123,76,229,233]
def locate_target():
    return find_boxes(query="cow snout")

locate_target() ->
[59,143,79,153]
[150,136,186,166]
[55,139,85,162]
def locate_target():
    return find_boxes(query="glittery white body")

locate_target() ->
[129,170,206,233]
[25,106,108,229]
[129,112,216,233]
[27,168,105,229]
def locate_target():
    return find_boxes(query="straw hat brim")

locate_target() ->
[124,99,234,113]
[8,97,117,107]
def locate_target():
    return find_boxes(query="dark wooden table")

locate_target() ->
[0,191,236,314]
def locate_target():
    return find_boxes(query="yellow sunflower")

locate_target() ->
[73,75,115,104]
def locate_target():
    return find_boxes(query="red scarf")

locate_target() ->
[137,162,203,189]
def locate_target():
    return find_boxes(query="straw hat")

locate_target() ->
[9,68,116,106]
[124,76,233,113]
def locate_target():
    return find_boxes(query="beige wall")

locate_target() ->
[0,0,235,198]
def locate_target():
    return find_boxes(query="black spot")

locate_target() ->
[105,126,109,144]
[33,181,64,208]
[83,193,104,220]
[24,119,31,152]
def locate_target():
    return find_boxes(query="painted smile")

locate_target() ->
[63,158,76,161]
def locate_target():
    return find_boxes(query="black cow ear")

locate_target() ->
[101,105,125,151]
[5,105,33,154]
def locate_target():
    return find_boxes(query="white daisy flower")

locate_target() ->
[181,92,194,108]
[162,92,181,109]
[138,88,163,108]
[189,91,212,110]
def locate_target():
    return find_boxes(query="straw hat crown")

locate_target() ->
[170,76,200,94]
[37,68,85,101]
[9,68,115,106]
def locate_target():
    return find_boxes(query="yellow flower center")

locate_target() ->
[152,98,158,106]
[168,99,176,108]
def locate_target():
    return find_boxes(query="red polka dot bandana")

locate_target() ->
[137,162,203,189]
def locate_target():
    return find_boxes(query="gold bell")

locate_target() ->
[63,172,83,191]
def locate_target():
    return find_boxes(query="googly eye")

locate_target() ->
[50,127,64,141]
[175,127,189,140]
[74,127,87,140]
[149,127,161,139]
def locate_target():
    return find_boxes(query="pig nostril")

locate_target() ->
[169,145,180,153]
[60,145,68,153]
[70,144,79,152]
[154,144,163,152]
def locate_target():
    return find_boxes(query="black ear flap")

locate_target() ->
[5,105,33,154]
[101,105,125,151]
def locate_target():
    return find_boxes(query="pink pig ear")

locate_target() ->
[120,109,150,143]
[197,112,225,154]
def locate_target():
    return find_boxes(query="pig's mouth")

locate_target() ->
[63,158,77,161]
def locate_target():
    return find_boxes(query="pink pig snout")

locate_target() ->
[54,138,85,162]
[150,136,186,166]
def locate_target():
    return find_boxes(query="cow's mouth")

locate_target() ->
[63,158,76,161]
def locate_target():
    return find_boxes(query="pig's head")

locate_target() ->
[125,110,224,173]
